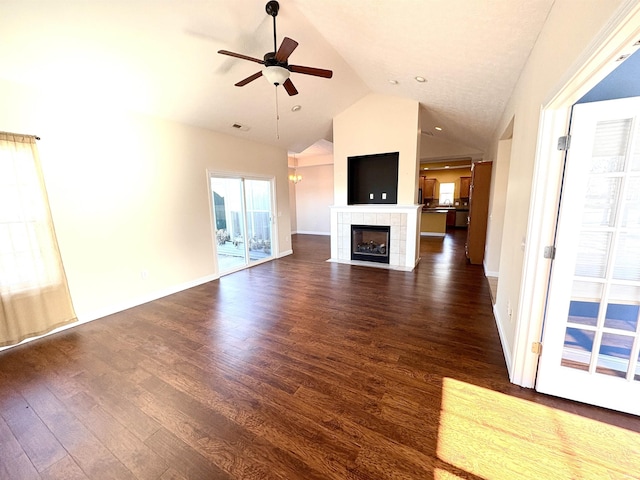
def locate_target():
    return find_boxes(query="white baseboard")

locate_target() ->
[484,261,499,278]
[80,273,219,323]
[420,232,445,237]
[278,249,293,257]
[295,230,330,236]
[0,273,220,353]
[493,303,514,380]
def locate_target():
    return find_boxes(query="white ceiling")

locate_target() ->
[0,0,555,159]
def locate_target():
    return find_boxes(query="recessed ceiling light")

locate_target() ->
[389,79,398,85]
[415,76,426,83]
[291,105,302,112]
[434,126,443,131]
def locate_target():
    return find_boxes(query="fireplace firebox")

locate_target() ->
[351,225,390,264]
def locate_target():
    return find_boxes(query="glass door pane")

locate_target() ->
[210,177,247,273]
[244,179,273,264]
[560,115,640,379]
[537,97,640,415]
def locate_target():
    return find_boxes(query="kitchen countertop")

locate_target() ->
[422,209,449,214]
[422,206,469,212]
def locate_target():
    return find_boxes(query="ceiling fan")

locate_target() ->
[218,0,333,96]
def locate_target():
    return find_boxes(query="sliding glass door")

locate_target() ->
[210,175,274,275]
[211,177,247,273]
[245,179,273,263]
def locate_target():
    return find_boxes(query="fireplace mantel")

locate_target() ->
[329,204,422,271]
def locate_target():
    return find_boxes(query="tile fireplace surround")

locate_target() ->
[329,205,422,271]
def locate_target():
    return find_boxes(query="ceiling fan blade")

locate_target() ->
[289,65,333,78]
[275,37,298,63]
[218,50,264,64]
[235,71,263,86]
[282,78,298,96]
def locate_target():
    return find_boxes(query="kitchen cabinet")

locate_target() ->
[420,177,436,202]
[446,209,456,227]
[455,209,468,228]
[465,162,492,264]
[421,210,447,236]
[460,176,471,199]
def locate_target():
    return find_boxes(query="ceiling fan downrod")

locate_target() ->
[266,1,279,53]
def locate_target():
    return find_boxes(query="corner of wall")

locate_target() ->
[493,303,514,379]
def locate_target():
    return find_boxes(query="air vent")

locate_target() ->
[231,123,250,131]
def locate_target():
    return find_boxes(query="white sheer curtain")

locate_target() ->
[0,132,76,347]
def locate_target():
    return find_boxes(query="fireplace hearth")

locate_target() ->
[351,225,390,264]
[330,205,421,270]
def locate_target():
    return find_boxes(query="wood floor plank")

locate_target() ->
[0,386,67,472]
[2,231,640,479]
[0,414,41,479]
[158,468,188,480]
[16,381,137,480]
[39,455,90,480]
[144,428,232,480]
[64,391,169,480]
[129,355,331,480]
[55,354,163,443]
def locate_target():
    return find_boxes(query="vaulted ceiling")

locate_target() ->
[0,0,555,160]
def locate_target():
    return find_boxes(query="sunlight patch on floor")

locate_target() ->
[437,377,640,479]
[434,468,468,479]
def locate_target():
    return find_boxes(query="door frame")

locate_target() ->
[206,170,278,277]
[512,1,640,388]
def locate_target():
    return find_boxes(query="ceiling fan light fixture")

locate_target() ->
[263,65,290,85]
[415,76,426,83]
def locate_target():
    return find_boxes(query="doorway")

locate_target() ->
[509,6,640,394]
[210,175,275,275]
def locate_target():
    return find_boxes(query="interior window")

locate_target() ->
[439,182,455,205]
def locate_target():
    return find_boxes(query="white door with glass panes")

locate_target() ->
[536,97,640,415]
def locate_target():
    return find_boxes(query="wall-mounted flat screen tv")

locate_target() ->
[347,151,399,205]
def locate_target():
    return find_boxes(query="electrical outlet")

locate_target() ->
[141,270,149,280]
[369,193,374,199]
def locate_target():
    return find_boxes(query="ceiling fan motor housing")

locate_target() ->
[263,52,287,68]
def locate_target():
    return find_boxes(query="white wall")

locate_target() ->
[294,163,334,235]
[0,78,291,322]
[288,167,298,234]
[333,93,421,205]
[484,136,512,277]
[487,0,628,380]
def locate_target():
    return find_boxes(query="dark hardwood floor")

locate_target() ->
[2,229,640,479]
